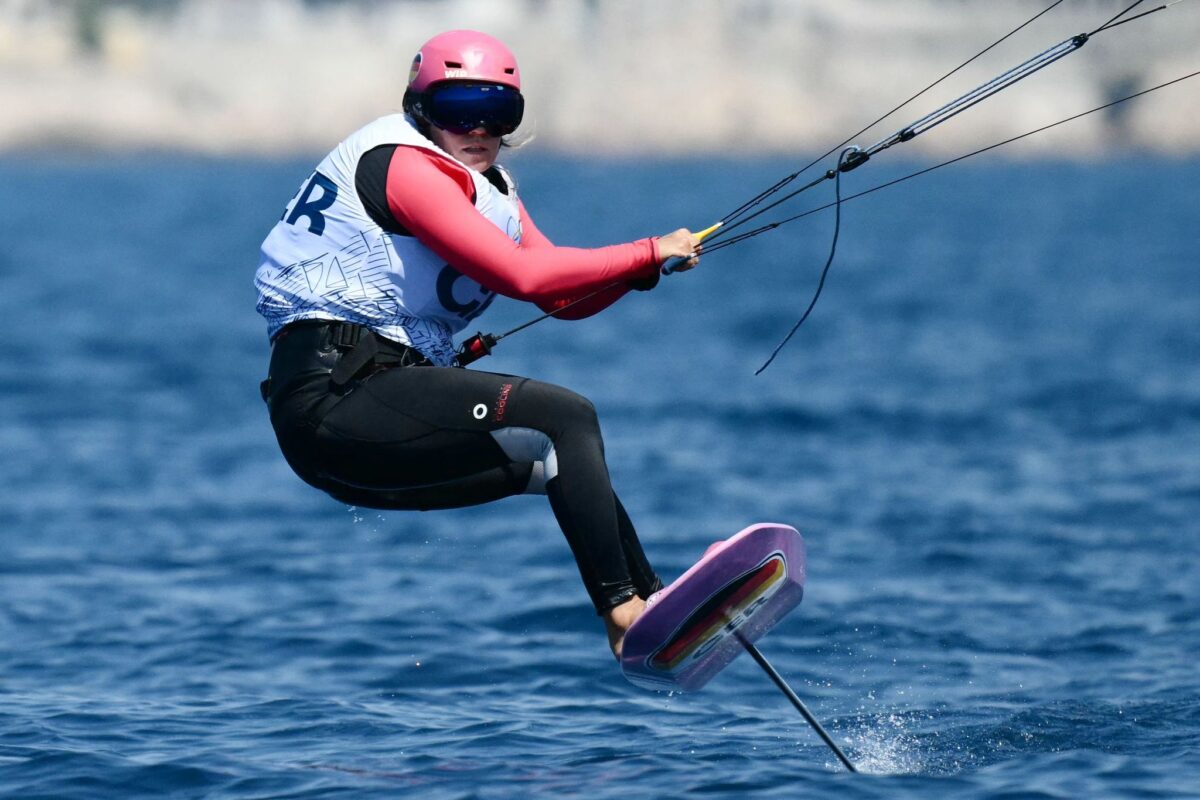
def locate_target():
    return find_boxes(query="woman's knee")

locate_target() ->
[523,381,600,434]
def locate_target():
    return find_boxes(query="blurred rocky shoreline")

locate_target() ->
[1,0,1196,156]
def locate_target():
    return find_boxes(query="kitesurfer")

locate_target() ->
[254,30,700,658]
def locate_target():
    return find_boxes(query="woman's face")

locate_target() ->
[427,126,501,172]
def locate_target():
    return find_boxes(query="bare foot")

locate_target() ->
[603,595,647,661]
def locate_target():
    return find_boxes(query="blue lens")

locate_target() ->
[424,83,524,136]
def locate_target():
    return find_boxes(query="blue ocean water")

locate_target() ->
[1,150,1197,799]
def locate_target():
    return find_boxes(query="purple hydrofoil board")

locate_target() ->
[620,523,805,692]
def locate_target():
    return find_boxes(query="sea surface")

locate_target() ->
[1,150,1197,799]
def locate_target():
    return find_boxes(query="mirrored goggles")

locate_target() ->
[422,82,525,137]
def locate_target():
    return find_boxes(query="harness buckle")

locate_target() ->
[327,322,364,350]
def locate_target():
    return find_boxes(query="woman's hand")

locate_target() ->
[656,228,702,272]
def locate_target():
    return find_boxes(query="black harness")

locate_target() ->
[260,320,431,403]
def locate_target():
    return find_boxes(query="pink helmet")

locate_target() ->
[407,30,521,93]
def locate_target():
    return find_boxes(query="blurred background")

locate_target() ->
[2,2,1198,798]
[2,0,1197,156]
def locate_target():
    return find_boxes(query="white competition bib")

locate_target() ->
[254,114,521,365]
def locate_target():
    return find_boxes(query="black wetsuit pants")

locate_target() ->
[263,321,662,614]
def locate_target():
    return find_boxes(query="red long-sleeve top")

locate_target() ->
[383,146,661,319]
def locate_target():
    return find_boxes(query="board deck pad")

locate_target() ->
[620,523,806,692]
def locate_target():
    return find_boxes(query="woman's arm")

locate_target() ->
[385,146,661,303]
[518,201,635,319]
